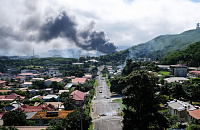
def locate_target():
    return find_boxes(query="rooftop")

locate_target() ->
[72,78,87,83]
[0,81,6,84]
[45,78,63,82]
[189,71,200,74]
[31,111,72,119]
[70,90,85,101]
[164,77,189,83]
[188,107,200,119]
[168,100,195,111]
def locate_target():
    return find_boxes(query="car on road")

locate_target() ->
[104,96,110,99]
[99,90,102,93]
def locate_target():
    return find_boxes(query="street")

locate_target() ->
[92,66,123,130]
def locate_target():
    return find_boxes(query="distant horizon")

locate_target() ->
[0,0,200,56]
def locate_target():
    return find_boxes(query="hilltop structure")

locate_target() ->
[196,23,200,29]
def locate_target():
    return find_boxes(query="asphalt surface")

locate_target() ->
[92,65,123,130]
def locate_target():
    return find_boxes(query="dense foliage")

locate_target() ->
[3,111,29,126]
[98,49,129,66]
[122,70,168,129]
[62,108,92,130]
[161,41,200,66]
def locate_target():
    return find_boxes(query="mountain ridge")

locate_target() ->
[127,29,200,60]
[99,29,200,65]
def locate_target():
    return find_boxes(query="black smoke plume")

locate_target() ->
[38,11,117,54]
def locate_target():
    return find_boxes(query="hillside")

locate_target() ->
[100,29,200,64]
[160,41,200,66]
[128,29,200,60]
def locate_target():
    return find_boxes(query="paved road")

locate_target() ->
[92,66,122,130]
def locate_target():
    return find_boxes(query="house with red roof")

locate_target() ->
[15,76,25,82]
[71,78,87,85]
[0,73,3,78]
[187,106,200,123]
[44,78,63,87]
[0,80,6,88]
[188,71,200,78]
[19,73,36,79]
[70,90,85,106]
[0,110,7,120]
[18,104,55,113]
[0,93,25,101]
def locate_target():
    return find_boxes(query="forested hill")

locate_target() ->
[160,41,200,66]
[128,29,200,61]
[99,29,200,64]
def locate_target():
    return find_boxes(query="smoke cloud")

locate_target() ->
[0,9,117,55]
[38,11,117,54]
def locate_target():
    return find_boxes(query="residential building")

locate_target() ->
[187,106,200,123]
[188,71,200,78]
[64,83,73,89]
[164,77,189,84]
[0,81,6,88]
[45,102,64,110]
[58,90,69,94]
[168,99,195,119]
[18,104,55,113]
[22,82,33,88]
[43,88,53,94]
[70,90,85,106]
[71,78,87,85]
[21,69,37,74]
[170,65,188,77]
[47,68,59,76]
[44,78,63,87]
[19,73,36,79]
[15,76,26,82]
[30,111,72,126]
[31,78,44,82]
[0,93,25,102]
[43,94,59,101]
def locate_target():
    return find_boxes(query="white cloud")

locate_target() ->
[0,0,200,56]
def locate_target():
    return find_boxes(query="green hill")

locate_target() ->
[100,29,200,65]
[160,41,200,66]
[128,29,200,60]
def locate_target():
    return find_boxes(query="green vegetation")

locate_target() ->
[112,99,126,110]
[94,79,98,87]
[106,79,111,86]
[158,71,170,76]
[122,70,168,129]
[161,41,200,66]
[98,49,129,66]
[3,111,32,126]
[97,29,200,64]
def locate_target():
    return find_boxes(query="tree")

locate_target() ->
[49,81,64,93]
[110,76,126,94]
[0,126,19,130]
[62,108,91,130]
[60,92,75,110]
[3,111,28,126]
[122,70,168,129]
[32,80,45,89]
[122,59,141,76]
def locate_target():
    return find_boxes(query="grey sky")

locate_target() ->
[0,0,200,56]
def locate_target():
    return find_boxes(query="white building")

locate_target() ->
[168,99,195,119]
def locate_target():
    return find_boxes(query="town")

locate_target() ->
[0,55,200,130]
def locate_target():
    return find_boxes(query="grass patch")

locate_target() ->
[158,71,170,76]
[94,79,98,87]
[112,99,127,110]
[106,79,111,86]
[88,123,93,130]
